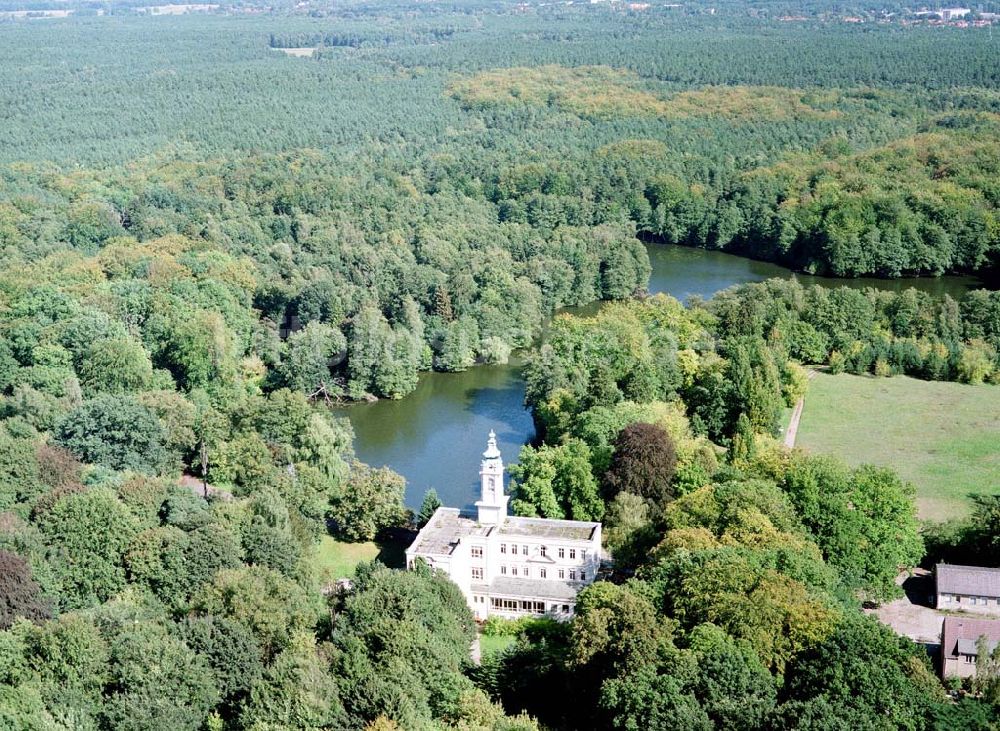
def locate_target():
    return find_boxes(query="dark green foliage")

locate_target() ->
[38,488,139,610]
[778,614,941,731]
[101,622,219,731]
[180,616,264,719]
[0,429,43,512]
[418,488,443,527]
[330,561,477,728]
[687,625,777,729]
[55,396,174,475]
[929,697,999,731]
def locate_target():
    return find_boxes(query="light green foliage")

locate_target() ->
[510,439,603,521]
[281,321,346,398]
[77,337,153,394]
[779,455,923,601]
[328,462,406,542]
[191,566,323,656]
[957,338,997,384]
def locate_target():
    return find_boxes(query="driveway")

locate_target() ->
[868,571,943,645]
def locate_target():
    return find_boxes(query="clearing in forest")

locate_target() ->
[448,65,841,121]
[795,372,1000,522]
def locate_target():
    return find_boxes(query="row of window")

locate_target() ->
[497,544,584,561]
[943,594,1000,606]
[483,566,585,581]
[488,597,572,614]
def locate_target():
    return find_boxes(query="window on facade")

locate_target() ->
[540,568,547,579]
[541,546,547,557]
[501,566,507,575]
[581,571,586,581]
[523,568,529,578]
[562,604,570,613]
[471,546,483,558]
[500,544,506,554]
[472,568,483,581]
[511,567,517,576]
[569,549,576,559]
[581,550,587,560]
[558,548,565,559]
[957,596,963,603]
[558,569,565,579]
[570,570,576,580]
[523,545,528,555]
[511,545,518,555]
[973,597,979,605]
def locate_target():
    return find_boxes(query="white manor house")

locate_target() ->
[405,431,602,620]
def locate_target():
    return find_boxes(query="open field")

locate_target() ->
[272,47,316,57]
[795,372,1000,521]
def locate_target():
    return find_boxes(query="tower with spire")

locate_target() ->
[406,427,602,621]
[476,430,508,526]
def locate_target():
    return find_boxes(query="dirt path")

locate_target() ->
[783,369,817,448]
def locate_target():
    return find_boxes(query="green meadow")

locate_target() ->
[795,372,1000,521]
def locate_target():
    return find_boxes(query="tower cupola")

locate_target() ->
[476,430,508,525]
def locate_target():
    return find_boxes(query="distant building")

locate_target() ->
[405,431,602,620]
[935,564,1000,614]
[941,616,1000,678]
[941,7,971,20]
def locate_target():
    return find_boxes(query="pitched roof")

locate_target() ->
[936,563,1000,597]
[942,616,1000,659]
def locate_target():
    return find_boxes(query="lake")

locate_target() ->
[343,244,988,510]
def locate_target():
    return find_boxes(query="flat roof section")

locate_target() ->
[490,576,582,603]
[498,516,598,542]
[408,507,490,556]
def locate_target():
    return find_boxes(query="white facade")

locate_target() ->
[406,431,602,620]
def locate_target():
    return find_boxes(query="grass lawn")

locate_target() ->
[311,535,407,583]
[794,372,1000,522]
[478,634,515,658]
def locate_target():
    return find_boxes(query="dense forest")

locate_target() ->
[1,0,1000,728]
